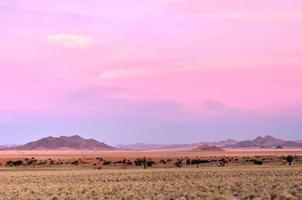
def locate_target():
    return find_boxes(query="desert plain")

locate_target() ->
[0,148,301,200]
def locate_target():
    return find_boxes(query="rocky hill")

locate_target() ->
[192,144,224,151]
[15,135,114,150]
[226,135,302,148]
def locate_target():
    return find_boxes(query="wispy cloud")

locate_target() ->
[159,0,184,5]
[99,66,202,80]
[99,68,162,80]
[193,11,302,21]
[47,33,93,47]
[98,56,300,80]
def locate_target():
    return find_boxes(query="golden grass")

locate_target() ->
[0,165,301,200]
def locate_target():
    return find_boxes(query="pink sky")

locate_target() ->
[0,0,302,144]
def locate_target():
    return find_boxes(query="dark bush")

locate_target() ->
[134,157,149,168]
[114,160,124,164]
[175,160,182,168]
[218,158,227,166]
[5,160,24,167]
[103,161,112,165]
[284,155,295,166]
[126,160,133,165]
[134,158,143,166]
[252,160,263,165]
[191,159,210,167]
[27,159,38,166]
[71,160,80,165]
[146,160,155,167]
[159,159,167,165]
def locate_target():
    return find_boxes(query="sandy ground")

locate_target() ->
[0,148,301,162]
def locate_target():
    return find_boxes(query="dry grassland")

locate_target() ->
[0,165,301,200]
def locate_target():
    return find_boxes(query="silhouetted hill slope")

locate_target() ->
[226,135,302,148]
[206,139,238,147]
[192,144,224,151]
[116,139,237,150]
[116,136,302,150]
[15,135,114,150]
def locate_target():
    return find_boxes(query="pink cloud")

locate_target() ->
[0,0,302,115]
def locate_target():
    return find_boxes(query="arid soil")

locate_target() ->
[0,166,301,200]
[0,149,301,199]
[0,148,301,168]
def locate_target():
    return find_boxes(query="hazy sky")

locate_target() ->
[1,0,302,145]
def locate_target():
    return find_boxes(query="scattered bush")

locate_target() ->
[134,158,143,167]
[251,160,263,165]
[190,159,210,167]
[96,157,103,161]
[284,155,295,166]
[5,160,24,167]
[71,160,80,165]
[134,157,155,168]
[27,158,38,166]
[159,159,167,165]
[175,160,182,168]
[218,158,227,167]
[126,160,133,165]
[103,161,112,166]
[146,160,155,167]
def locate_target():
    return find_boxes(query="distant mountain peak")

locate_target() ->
[264,135,275,139]
[228,135,302,148]
[15,135,114,150]
[67,135,81,138]
[192,144,224,151]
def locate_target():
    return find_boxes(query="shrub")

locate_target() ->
[5,160,24,167]
[146,160,155,167]
[134,158,143,166]
[218,159,227,167]
[175,160,182,168]
[159,159,167,165]
[27,159,38,166]
[284,155,295,166]
[71,160,80,165]
[191,159,210,167]
[134,157,150,168]
[114,160,124,164]
[96,157,103,161]
[103,161,112,165]
[251,160,263,165]
[126,160,133,165]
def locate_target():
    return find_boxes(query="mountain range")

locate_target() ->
[117,135,302,149]
[13,135,114,150]
[225,135,302,148]
[1,135,302,150]
[116,139,237,150]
